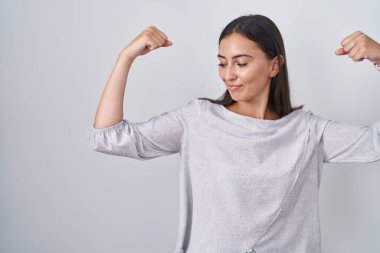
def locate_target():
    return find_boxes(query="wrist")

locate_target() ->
[119,49,136,62]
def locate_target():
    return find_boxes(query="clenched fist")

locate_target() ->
[121,25,173,60]
[335,31,380,65]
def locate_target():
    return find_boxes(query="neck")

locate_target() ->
[228,102,279,120]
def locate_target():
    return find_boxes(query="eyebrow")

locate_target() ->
[217,54,253,59]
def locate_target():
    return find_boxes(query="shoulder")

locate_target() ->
[300,109,331,139]
[302,109,330,125]
[174,97,204,123]
[180,97,204,111]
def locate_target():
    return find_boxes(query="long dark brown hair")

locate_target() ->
[198,14,304,117]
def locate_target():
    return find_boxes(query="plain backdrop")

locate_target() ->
[1,0,379,252]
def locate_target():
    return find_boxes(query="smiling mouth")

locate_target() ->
[227,85,243,91]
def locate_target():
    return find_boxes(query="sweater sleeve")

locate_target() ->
[307,111,380,163]
[86,98,200,160]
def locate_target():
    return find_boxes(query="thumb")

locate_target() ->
[335,47,347,55]
[163,39,173,47]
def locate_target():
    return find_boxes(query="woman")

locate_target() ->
[87,14,380,253]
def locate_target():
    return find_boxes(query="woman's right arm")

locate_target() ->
[87,26,203,160]
[92,52,133,129]
[92,26,173,129]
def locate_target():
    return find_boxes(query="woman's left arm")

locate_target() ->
[335,31,380,70]
[307,111,380,163]
[308,32,380,163]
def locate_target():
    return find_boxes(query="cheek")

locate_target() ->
[238,67,257,82]
[219,68,229,81]
[240,65,269,82]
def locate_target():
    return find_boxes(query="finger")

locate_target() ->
[342,40,357,55]
[146,37,161,50]
[163,39,173,47]
[335,47,347,55]
[147,26,172,48]
[151,33,167,47]
[152,28,171,47]
[151,26,169,41]
[145,26,166,47]
[348,44,360,60]
[148,34,164,49]
[148,26,168,46]
[341,31,363,47]
[352,47,366,62]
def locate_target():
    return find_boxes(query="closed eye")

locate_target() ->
[218,63,247,68]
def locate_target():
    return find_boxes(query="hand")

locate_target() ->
[120,25,173,60]
[335,31,380,65]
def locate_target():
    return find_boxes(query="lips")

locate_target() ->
[227,85,243,91]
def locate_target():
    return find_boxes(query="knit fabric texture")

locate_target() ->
[87,98,380,253]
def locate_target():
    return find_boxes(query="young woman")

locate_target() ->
[87,14,380,253]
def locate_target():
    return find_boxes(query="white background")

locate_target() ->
[1,0,379,252]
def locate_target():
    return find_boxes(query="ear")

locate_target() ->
[269,55,284,78]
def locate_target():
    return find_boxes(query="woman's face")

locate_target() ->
[218,32,278,103]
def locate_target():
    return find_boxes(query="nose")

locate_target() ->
[224,64,237,81]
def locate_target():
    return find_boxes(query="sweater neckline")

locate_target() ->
[214,102,301,125]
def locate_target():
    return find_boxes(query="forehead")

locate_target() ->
[218,33,263,56]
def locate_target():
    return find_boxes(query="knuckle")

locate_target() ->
[357,40,365,47]
[142,32,151,39]
[146,26,155,31]
[358,33,366,40]
[342,40,349,47]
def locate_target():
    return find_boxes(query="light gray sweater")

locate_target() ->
[87,98,380,253]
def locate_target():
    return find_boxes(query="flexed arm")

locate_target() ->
[335,31,380,70]
[87,26,195,160]
[92,26,173,129]
[308,32,380,163]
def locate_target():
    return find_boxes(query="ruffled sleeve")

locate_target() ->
[307,111,380,163]
[86,98,201,160]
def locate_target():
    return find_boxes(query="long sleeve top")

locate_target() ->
[86,98,380,253]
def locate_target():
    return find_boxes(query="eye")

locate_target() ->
[218,63,248,68]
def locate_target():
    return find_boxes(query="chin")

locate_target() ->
[229,94,243,102]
